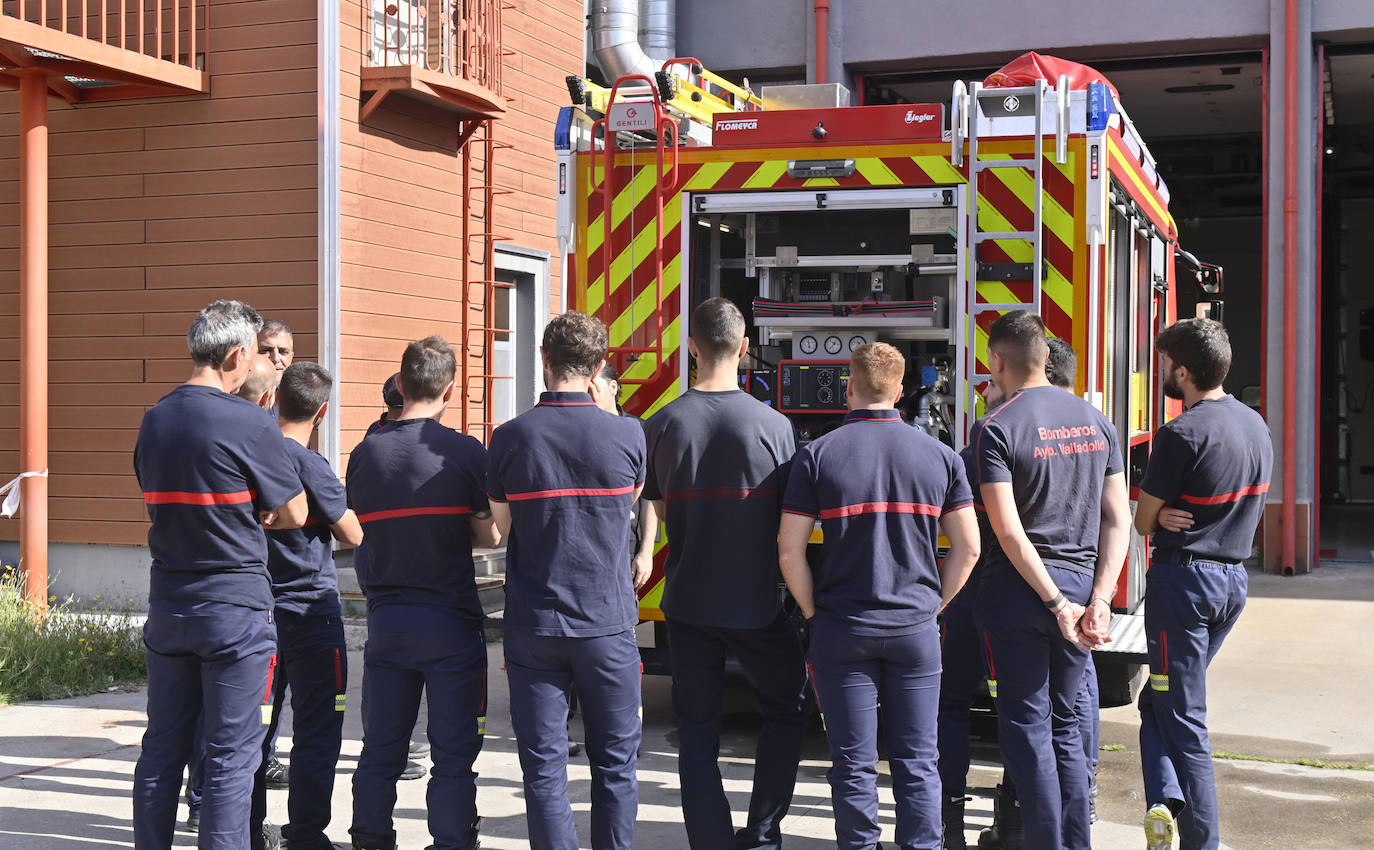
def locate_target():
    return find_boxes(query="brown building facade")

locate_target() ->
[0,0,582,595]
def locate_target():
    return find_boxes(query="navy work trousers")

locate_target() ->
[977,566,1093,850]
[938,585,1101,803]
[351,604,487,850]
[666,612,810,850]
[809,617,943,850]
[1138,554,1247,850]
[936,589,983,800]
[250,612,348,849]
[133,601,276,850]
[505,627,641,850]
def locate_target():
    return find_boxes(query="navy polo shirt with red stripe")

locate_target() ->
[487,391,646,638]
[782,408,973,635]
[1140,394,1273,562]
[345,417,490,619]
[267,440,348,617]
[134,384,303,612]
[971,385,1123,578]
[643,388,796,629]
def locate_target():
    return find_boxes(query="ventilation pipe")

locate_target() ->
[640,0,675,63]
[591,0,669,81]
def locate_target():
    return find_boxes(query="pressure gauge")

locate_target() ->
[798,334,818,355]
[824,335,843,355]
[849,335,866,351]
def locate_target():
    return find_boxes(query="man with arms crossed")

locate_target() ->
[346,336,498,850]
[487,312,645,850]
[249,362,363,849]
[971,311,1131,850]
[780,342,980,850]
[133,300,308,850]
[1134,318,1272,850]
[638,297,809,850]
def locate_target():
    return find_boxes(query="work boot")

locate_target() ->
[184,808,200,833]
[942,795,968,849]
[977,784,1024,850]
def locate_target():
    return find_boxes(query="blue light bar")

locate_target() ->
[1087,82,1114,132]
[554,106,573,151]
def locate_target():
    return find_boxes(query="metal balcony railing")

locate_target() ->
[367,0,502,98]
[1,0,207,72]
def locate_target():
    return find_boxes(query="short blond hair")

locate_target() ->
[849,342,905,402]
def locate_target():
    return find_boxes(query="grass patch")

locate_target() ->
[1099,743,1126,752]
[1213,751,1374,771]
[0,568,145,704]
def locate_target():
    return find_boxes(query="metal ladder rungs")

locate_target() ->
[972,159,1039,174]
[974,231,1037,243]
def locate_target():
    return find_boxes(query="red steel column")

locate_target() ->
[814,0,829,84]
[19,71,49,608]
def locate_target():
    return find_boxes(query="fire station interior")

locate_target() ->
[860,49,1374,565]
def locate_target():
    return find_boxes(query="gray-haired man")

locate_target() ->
[133,300,308,850]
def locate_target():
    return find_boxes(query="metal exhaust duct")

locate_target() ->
[590,0,672,81]
[640,0,675,64]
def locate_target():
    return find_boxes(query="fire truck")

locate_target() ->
[553,53,1222,702]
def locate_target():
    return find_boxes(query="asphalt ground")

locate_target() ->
[2,564,1371,848]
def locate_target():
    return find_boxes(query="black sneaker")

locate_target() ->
[265,757,290,789]
[408,739,430,758]
[399,760,427,781]
[185,810,200,832]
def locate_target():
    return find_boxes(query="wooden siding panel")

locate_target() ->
[0,5,319,547]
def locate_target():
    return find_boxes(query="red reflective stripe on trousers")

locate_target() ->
[263,653,278,704]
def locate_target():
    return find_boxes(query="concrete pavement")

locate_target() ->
[2,563,1372,848]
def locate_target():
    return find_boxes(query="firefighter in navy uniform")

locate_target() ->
[1133,318,1272,850]
[132,300,308,850]
[780,342,981,850]
[639,297,809,850]
[487,311,645,850]
[1043,338,1103,826]
[248,362,363,850]
[970,311,1131,850]
[346,336,499,850]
